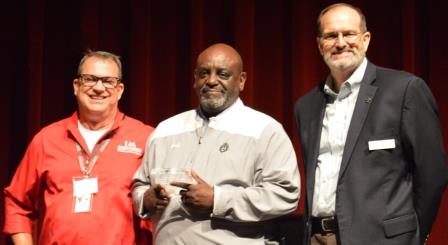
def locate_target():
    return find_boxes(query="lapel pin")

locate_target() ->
[364,97,373,104]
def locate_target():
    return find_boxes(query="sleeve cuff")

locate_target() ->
[212,185,227,217]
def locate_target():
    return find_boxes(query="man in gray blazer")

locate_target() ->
[294,3,448,245]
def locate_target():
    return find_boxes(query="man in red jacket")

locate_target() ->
[3,50,154,244]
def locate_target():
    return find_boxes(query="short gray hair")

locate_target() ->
[317,3,368,36]
[77,50,122,79]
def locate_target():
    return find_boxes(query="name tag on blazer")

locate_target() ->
[368,139,396,151]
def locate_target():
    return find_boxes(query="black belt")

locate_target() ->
[311,216,338,234]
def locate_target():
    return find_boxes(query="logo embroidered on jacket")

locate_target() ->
[219,143,229,153]
[117,141,143,156]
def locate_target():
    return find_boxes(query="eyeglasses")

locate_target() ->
[320,31,363,44]
[78,74,121,89]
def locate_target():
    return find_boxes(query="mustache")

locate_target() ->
[199,84,226,94]
[332,48,354,54]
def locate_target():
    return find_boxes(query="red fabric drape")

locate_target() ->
[1,1,447,244]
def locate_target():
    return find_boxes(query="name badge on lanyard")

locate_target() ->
[72,138,110,213]
[73,176,98,213]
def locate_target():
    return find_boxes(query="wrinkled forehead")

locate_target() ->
[196,49,242,74]
[197,52,236,68]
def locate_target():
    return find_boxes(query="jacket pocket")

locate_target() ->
[383,212,417,237]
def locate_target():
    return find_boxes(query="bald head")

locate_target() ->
[194,43,247,117]
[196,43,244,73]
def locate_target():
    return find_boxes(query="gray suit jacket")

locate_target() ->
[294,62,448,245]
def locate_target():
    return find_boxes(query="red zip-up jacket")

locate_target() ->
[4,111,154,244]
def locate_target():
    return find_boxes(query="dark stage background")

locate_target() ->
[1,0,447,244]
